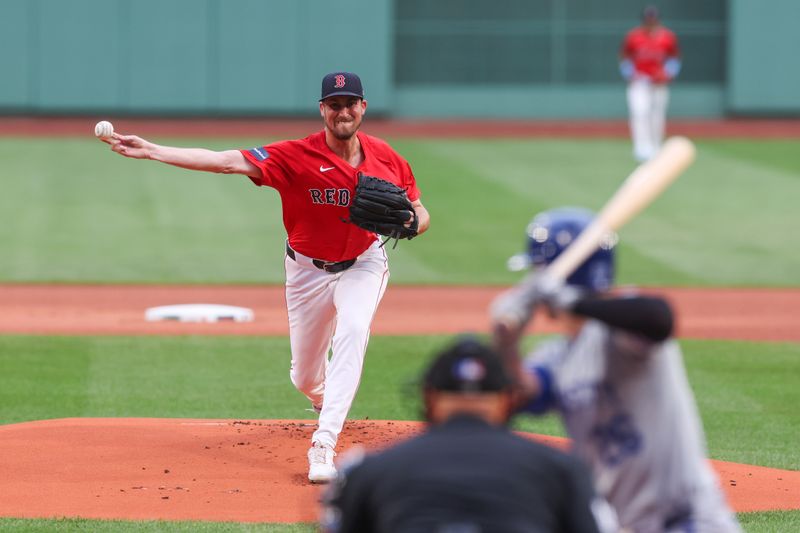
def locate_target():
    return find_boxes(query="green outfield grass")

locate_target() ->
[0,334,798,531]
[4,512,799,533]
[1,138,798,286]
[2,513,799,533]
[738,510,800,532]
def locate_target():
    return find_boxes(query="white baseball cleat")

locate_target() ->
[307,441,337,483]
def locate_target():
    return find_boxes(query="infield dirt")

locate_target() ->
[1,284,799,341]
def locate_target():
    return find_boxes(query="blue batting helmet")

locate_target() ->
[507,207,617,291]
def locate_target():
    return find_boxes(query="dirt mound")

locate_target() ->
[0,418,797,523]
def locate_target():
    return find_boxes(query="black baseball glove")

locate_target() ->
[347,173,418,246]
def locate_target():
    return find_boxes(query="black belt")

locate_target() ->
[286,243,356,274]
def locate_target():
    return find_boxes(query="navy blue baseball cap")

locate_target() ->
[320,72,364,101]
[423,337,511,393]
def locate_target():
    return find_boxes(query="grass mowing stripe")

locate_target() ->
[0,336,296,423]
[682,339,800,469]
[621,142,800,285]
[615,243,705,285]
[0,337,92,423]
[0,139,282,283]
[1,512,798,532]
[738,510,800,532]
[1,138,799,285]
[701,139,800,176]
[0,336,449,425]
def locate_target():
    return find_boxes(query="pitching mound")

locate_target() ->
[0,418,798,524]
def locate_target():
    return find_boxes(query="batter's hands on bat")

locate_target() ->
[534,275,585,316]
[490,272,576,328]
[490,299,540,407]
[491,275,586,355]
[490,281,539,332]
[490,280,538,390]
[106,133,156,160]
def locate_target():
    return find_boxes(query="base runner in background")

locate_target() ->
[492,207,741,532]
[619,6,682,163]
[102,72,430,483]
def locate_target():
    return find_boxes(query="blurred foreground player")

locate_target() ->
[322,337,605,533]
[493,207,742,532]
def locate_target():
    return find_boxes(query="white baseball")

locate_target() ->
[94,120,114,139]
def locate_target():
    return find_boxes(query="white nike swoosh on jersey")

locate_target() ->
[320,165,335,172]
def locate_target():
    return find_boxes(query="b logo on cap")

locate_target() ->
[334,74,346,89]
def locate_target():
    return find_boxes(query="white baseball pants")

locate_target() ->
[626,79,670,162]
[284,239,389,449]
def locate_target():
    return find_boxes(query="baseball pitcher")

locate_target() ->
[102,72,430,483]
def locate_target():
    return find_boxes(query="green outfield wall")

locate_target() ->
[0,0,393,115]
[0,0,797,118]
[727,0,800,114]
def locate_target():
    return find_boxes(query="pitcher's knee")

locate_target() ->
[335,321,371,345]
[290,369,324,398]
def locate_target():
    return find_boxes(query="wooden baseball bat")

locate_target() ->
[544,136,696,283]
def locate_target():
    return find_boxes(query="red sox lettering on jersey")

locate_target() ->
[308,188,350,206]
[242,130,419,262]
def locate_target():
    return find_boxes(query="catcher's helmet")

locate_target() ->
[507,207,617,291]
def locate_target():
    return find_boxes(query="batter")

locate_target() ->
[103,72,430,483]
[493,207,740,532]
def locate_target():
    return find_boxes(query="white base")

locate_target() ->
[144,304,254,323]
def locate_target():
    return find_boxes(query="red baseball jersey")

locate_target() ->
[621,26,680,83]
[241,131,420,262]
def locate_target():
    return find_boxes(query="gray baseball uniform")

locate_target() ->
[524,321,741,532]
